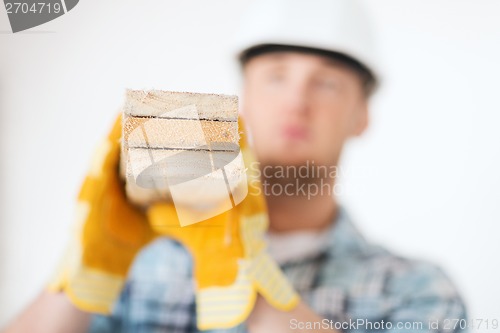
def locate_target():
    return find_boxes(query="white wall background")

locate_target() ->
[1,0,499,330]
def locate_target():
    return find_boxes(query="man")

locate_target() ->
[4,0,467,332]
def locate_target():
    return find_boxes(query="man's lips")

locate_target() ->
[282,126,310,140]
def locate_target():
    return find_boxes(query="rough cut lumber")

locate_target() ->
[120,90,246,225]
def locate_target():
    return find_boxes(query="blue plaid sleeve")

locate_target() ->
[382,260,468,333]
[87,238,198,333]
[289,254,468,333]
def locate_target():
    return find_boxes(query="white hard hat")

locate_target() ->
[231,0,381,90]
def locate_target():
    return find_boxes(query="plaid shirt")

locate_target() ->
[88,206,467,333]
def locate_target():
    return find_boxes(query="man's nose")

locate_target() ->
[282,81,310,117]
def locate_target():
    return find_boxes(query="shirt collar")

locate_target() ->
[267,205,370,265]
[325,205,371,259]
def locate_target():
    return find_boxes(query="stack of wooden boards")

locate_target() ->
[120,90,247,226]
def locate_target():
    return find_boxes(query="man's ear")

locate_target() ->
[352,101,369,137]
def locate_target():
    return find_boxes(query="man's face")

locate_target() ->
[241,51,369,167]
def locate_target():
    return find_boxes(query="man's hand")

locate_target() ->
[247,294,339,333]
[2,291,91,333]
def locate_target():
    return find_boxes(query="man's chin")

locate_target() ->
[260,155,319,168]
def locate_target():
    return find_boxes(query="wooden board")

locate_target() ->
[120,90,245,221]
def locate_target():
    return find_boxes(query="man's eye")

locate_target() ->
[315,78,337,89]
[267,72,285,83]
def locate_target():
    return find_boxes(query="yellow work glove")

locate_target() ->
[47,113,300,330]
